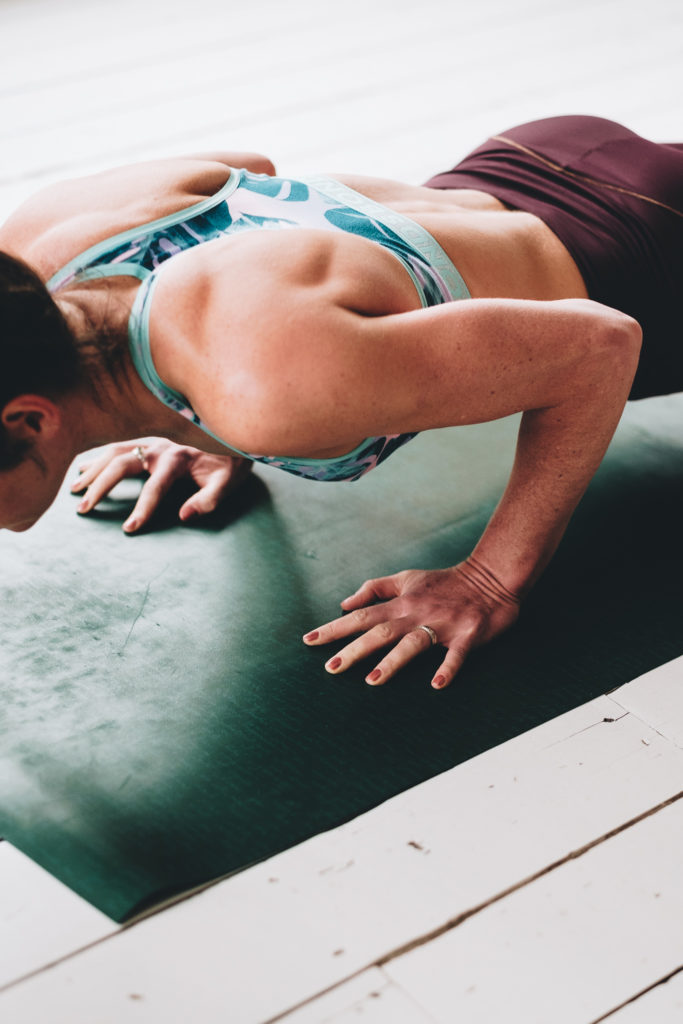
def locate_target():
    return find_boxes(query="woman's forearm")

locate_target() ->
[470,314,642,596]
[306,308,642,689]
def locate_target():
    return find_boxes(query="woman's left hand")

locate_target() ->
[303,558,521,689]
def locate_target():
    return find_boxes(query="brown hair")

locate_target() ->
[0,251,83,468]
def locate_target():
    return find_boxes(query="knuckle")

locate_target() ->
[174,447,194,465]
[352,607,371,627]
[405,631,426,652]
[374,621,394,642]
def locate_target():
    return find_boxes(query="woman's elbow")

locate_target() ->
[600,311,642,388]
[580,305,643,395]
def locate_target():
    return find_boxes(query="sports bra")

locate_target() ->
[48,169,470,482]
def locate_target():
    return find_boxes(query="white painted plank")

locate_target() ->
[275,969,433,1024]
[1,697,681,1020]
[0,0,679,224]
[0,0,331,91]
[384,799,683,1024]
[611,656,683,748]
[605,970,683,1024]
[2,0,681,186]
[0,843,115,988]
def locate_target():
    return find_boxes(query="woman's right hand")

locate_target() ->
[70,438,252,532]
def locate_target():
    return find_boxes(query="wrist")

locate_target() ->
[460,555,523,607]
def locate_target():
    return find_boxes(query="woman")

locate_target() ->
[1,115,680,689]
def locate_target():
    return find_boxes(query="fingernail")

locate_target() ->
[303,631,319,643]
[181,508,197,521]
[326,656,342,672]
[432,675,446,689]
[366,669,382,684]
[70,481,83,492]
[77,500,88,513]
[123,518,137,533]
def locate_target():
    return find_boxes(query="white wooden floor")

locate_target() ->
[1,0,683,1021]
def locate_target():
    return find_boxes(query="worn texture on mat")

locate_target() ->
[2,398,683,920]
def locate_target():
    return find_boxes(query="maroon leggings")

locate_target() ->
[424,116,683,400]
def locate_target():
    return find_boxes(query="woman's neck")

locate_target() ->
[56,279,191,452]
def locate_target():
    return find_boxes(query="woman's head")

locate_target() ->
[0,251,81,470]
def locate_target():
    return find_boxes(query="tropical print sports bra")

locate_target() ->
[48,169,470,482]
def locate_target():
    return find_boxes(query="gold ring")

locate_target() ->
[417,624,438,646]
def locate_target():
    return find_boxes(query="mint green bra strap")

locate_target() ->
[46,172,240,293]
[128,274,170,396]
[301,175,471,301]
[127,273,254,459]
[69,263,150,284]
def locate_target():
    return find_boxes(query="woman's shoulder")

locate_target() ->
[145,230,385,455]
[0,158,232,281]
[150,225,418,347]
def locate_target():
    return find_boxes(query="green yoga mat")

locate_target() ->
[2,396,683,921]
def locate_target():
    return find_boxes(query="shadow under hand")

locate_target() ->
[78,472,268,533]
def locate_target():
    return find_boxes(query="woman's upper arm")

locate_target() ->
[159,236,640,458]
[188,293,640,456]
[318,297,641,438]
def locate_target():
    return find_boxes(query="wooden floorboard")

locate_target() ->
[602,969,683,1024]
[383,799,683,1024]
[2,684,682,1021]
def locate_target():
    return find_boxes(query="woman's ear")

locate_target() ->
[1,395,62,442]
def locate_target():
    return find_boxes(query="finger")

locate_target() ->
[302,602,396,648]
[71,452,124,492]
[76,454,145,513]
[362,627,437,686]
[71,464,94,492]
[122,455,186,532]
[72,439,161,491]
[431,646,469,690]
[321,618,407,674]
[178,468,234,521]
[340,575,401,610]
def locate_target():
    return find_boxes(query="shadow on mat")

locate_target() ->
[80,468,268,533]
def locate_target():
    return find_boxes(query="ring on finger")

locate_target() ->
[134,445,149,471]
[417,624,438,646]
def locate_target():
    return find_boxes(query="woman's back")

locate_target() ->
[0,154,587,304]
